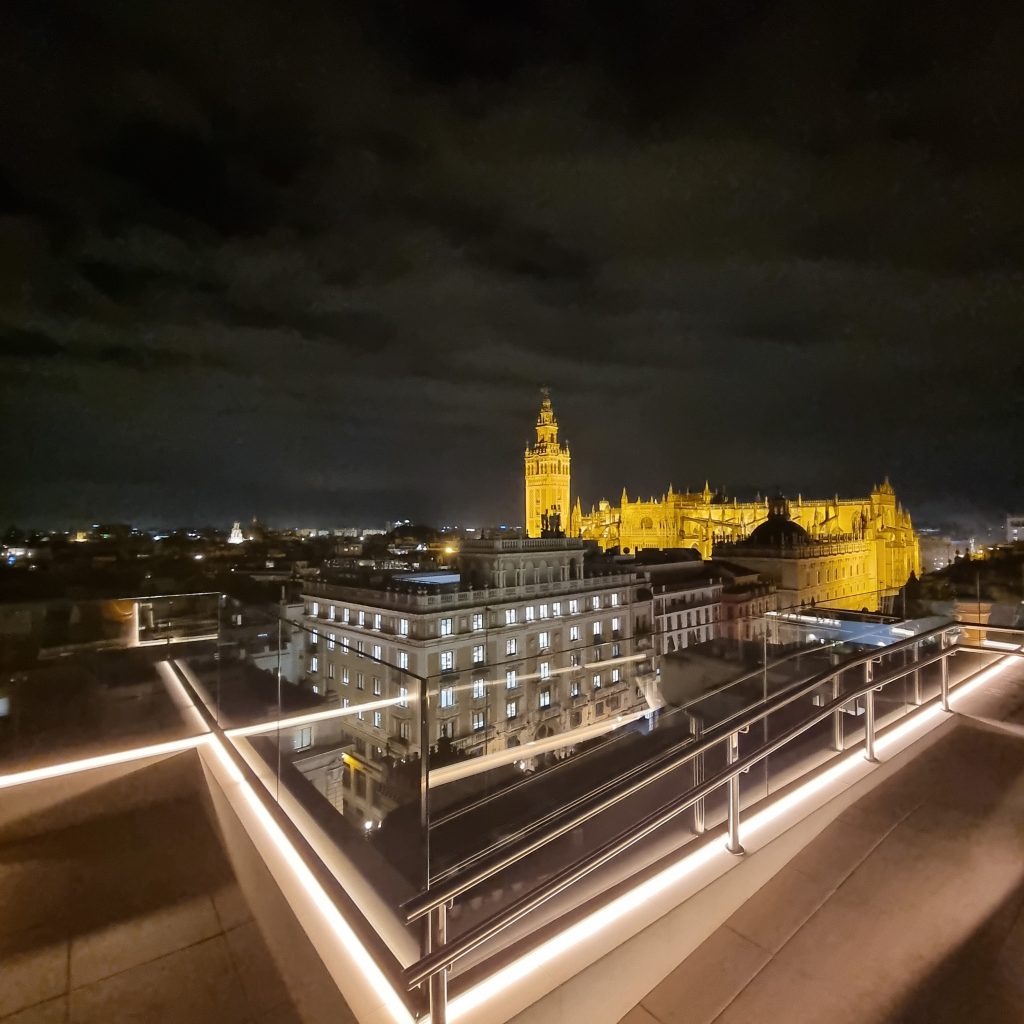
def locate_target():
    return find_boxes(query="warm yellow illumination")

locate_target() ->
[156,661,212,736]
[448,835,724,1022]
[0,735,206,791]
[226,696,405,738]
[447,650,1020,1021]
[207,736,413,1024]
[430,708,651,787]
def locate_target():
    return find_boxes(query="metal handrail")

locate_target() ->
[403,621,956,923]
[428,632,883,883]
[425,620,909,881]
[404,631,978,987]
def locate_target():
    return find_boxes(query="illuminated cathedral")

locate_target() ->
[524,391,921,612]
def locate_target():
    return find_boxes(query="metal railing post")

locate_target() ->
[831,673,843,752]
[726,732,744,855]
[690,712,705,835]
[911,640,922,705]
[864,661,878,763]
[940,632,951,712]
[428,903,448,1024]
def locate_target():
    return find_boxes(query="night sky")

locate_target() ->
[1,1,1022,529]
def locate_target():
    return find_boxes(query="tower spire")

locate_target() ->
[524,389,571,538]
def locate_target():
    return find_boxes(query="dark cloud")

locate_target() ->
[0,0,1022,528]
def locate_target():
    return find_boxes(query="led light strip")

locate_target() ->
[0,734,207,791]
[226,696,406,738]
[447,651,1021,1021]
[204,735,414,1024]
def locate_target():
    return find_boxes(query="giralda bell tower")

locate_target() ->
[524,388,571,538]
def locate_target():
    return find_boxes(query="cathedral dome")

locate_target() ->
[745,494,810,548]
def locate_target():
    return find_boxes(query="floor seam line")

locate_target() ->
[68,927,225,992]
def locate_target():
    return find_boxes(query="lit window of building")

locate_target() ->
[592,673,602,690]
[440,686,455,709]
[399,618,409,636]
[373,711,382,730]
[591,595,600,610]
[505,608,517,626]
[471,613,484,631]
[570,625,580,642]
[311,602,319,617]
[569,599,579,614]
[309,655,319,673]
[472,644,485,664]
[440,618,453,637]
[570,680,581,698]
[327,633,335,651]
[539,689,551,708]
[525,606,535,622]
[440,650,455,672]
[540,661,550,679]
[373,677,382,696]
[328,605,336,620]
[372,644,382,662]
[539,630,550,649]
[342,608,350,624]
[399,686,408,708]
[310,629,318,647]
[472,710,485,731]
[398,651,408,671]
[472,678,486,699]
[373,613,382,631]
[539,604,549,619]
[506,669,517,689]
[552,602,562,616]
[506,700,518,720]
[357,610,365,627]
[505,638,517,656]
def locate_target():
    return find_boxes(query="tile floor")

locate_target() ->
[0,789,301,1024]
[620,662,1024,1024]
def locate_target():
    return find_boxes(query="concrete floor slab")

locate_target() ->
[724,864,831,954]
[68,935,249,1024]
[0,928,67,1019]
[637,925,770,1024]
[0,996,68,1024]
[70,893,222,988]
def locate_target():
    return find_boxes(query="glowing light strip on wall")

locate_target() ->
[225,696,406,738]
[447,651,1020,1021]
[205,735,414,1024]
[0,734,207,791]
[156,661,213,736]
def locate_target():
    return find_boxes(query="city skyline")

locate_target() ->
[2,2,1022,527]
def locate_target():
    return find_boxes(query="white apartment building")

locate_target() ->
[293,539,656,770]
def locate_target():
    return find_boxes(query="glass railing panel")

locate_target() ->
[0,594,217,775]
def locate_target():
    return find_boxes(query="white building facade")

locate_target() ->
[293,539,656,763]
